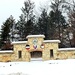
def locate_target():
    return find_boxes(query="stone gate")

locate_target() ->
[11,35,60,61]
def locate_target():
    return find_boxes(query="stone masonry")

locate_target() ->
[0,35,75,62]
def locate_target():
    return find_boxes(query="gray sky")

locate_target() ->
[0,0,71,30]
[0,0,49,29]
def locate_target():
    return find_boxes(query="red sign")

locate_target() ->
[33,45,37,49]
[26,45,30,50]
[41,43,44,49]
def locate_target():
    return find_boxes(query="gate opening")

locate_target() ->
[30,51,42,58]
[30,51,42,61]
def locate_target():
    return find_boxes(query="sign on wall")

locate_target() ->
[26,44,30,50]
[33,38,38,50]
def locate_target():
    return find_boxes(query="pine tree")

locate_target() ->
[50,0,67,40]
[48,11,56,39]
[16,0,35,40]
[49,0,68,47]
[16,14,26,40]
[1,15,15,42]
[0,15,15,48]
[37,9,49,39]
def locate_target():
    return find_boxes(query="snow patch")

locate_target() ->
[0,50,13,53]
[43,40,60,43]
[0,59,75,75]
[58,48,75,51]
[12,41,27,44]
[26,35,45,38]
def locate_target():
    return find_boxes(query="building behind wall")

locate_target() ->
[0,35,75,62]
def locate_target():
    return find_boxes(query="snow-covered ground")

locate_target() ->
[0,58,75,75]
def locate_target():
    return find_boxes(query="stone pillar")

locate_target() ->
[24,51,31,62]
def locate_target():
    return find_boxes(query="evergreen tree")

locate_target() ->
[0,15,15,48]
[50,0,67,40]
[1,15,15,42]
[48,11,56,39]
[37,9,49,39]
[16,14,26,40]
[16,0,35,40]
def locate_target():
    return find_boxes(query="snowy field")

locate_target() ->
[0,58,75,75]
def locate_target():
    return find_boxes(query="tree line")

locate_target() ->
[0,0,75,49]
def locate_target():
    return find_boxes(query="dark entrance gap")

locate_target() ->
[30,51,42,58]
[50,49,54,57]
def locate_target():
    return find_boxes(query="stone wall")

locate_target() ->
[11,41,59,61]
[56,48,75,60]
[12,43,31,62]
[27,37,44,51]
[42,42,59,60]
[0,35,75,62]
[0,51,13,62]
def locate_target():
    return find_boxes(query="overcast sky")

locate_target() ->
[0,0,50,29]
[0,0,72,30]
